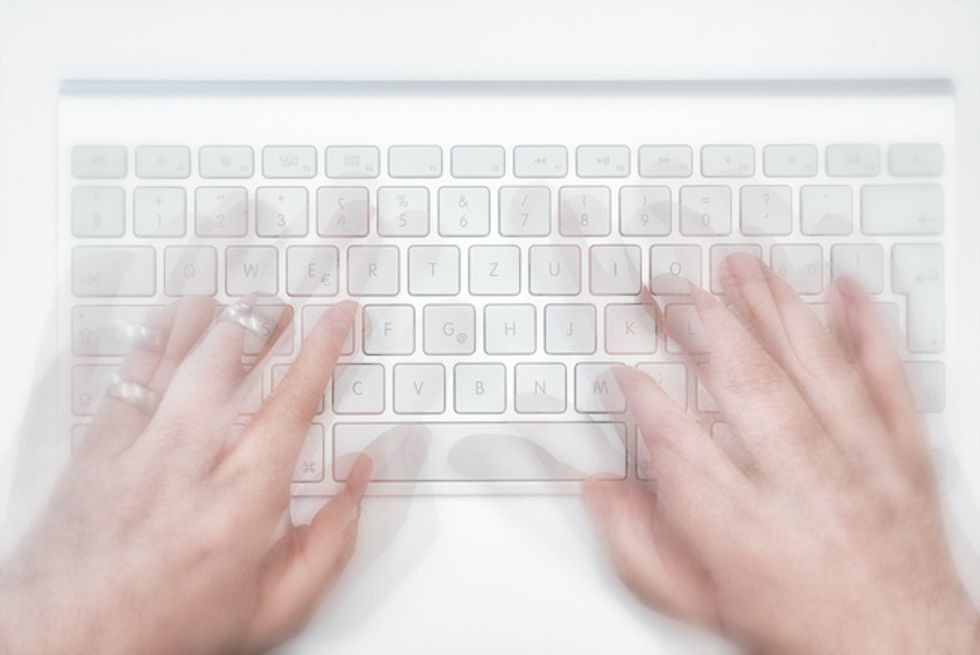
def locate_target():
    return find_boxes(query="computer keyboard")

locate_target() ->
[59,82,954,495]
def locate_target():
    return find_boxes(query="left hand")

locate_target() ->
[0,298,369,655]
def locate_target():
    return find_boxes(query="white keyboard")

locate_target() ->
[58,82,955,495]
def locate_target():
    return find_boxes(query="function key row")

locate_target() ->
[71,143,945,181]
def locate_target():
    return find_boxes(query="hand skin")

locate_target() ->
[585,255,980,655]
[0,298,369,655]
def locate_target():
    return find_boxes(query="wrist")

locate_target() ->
[949,596,980,655]
[0,555,52,654]
[869,588,980,655]
[0,548,103,655]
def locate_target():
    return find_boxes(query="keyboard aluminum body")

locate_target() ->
[58,82,956,496]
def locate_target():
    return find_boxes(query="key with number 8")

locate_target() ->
[559,186,611,236]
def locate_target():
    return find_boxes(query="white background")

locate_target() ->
[2,2,980,653]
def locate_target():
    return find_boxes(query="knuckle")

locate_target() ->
[714,357,785,396]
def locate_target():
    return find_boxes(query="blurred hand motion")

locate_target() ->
[2,253,977,655]
[0,298,370,655]
[585,254,980,654]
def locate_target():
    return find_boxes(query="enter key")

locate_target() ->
[892,244,944,353]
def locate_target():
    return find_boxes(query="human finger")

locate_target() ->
[717,255,888,469]
[836,277,932,486]
[85,297,215,453]
[245,455,371,652]
[155,298,259,414]
[584,478,718,626]
[617,366,752,561]
[225,301,357,487]
[654,279,828,482]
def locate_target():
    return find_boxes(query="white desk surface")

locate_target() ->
[1,2,979,653]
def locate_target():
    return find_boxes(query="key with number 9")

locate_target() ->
[620,185,671,236]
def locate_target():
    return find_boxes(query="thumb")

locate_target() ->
[246,454,372,652]
[584,478,718,628]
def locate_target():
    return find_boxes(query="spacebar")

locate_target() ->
[333,422,627,482]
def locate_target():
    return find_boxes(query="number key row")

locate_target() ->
[72,183,942,238]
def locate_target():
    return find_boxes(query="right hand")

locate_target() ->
[586,255,980,654]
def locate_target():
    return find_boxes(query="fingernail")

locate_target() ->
[610,364,637,385]
[720,252,762,282]
[332,300,360,323]
[611,365,643,401]
[345,453,373,501]
[651,273,695,297]
[834,275,863,300]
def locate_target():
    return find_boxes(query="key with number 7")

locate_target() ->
[499,186,551,236]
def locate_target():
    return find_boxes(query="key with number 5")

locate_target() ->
[378,187,429,237]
